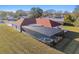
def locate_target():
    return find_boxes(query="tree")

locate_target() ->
[43,9,56,17]
[73,5,79,18]
[30,7,43,18]
[0,11,7,20]
[74,19,79,27]
[0,11,7,17]
[8,12,15,16]
[54,11,63,18]
[15,10,27,18]
[64,14,75,24]
[73,6,79,13]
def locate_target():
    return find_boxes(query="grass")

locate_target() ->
[63,26,79,32]
[0,24,62,54]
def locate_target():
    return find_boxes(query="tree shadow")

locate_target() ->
[54,31,79,54]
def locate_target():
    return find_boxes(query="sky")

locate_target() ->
[0,5,76,12]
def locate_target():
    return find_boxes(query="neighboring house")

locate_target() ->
[7,16,15,21]
[22,24,64,46]
[17,16,30,19]
[0,20,4,24]
[53,14,64,19]
[49,18,64,24]
[0,16,3,20]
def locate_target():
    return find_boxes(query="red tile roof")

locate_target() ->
[16,17,61,27]
[16,18,36,26]
[36,18,60,28]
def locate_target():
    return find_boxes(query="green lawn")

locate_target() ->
[0,24,62,54]
[63,26,79,32]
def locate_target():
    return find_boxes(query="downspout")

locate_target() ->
[20,25,22,32]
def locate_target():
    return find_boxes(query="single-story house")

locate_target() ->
[22,24,64,46]
[0,16,3,20]
[53,14,64,19]
[7,16,15,21]
[12,17,63,32]
[0,20,4,24]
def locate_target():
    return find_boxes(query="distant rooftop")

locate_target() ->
[44,17,64,23]
[50,18,64,23]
